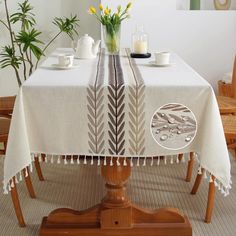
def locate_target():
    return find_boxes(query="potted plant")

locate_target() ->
[88,3,132,54]
[0,0,79,87]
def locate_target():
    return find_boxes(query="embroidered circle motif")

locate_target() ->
[150,103,197,150]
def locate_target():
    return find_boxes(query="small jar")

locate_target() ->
[132,25,148,54]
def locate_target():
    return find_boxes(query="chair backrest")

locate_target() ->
[232,56,236,98]
[0,96,16,116]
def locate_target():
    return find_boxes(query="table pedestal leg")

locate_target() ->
[39,157,192,236]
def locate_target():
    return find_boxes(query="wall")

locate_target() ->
[102,0,236,90]
[0,0,100,95]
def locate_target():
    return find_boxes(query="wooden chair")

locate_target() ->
[221,115,236,158]
[191,115,236,223]
[0,96,16,118]
[0,118,37,226]
[0,96,44,181]
[217,56,236,114]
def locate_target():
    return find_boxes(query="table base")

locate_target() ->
[39,157,192,236]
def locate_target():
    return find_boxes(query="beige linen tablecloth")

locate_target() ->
[3,48,231,195]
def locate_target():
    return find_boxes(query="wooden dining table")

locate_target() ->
[3,48,231,236]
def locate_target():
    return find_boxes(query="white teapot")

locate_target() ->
[75,34,101,59]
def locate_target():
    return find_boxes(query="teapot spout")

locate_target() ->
[92,40,101,56]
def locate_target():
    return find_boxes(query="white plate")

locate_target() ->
[149,61,174,67]
[50,64,79,70]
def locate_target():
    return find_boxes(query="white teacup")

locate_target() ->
[58,54,74,67]
[154,52,170,66]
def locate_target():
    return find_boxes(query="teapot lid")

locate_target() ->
[79,34,94,44]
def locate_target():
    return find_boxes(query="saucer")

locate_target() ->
[50,64,79,70]
[149,61,173,67]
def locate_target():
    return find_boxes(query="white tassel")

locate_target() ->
[39,154,42,162]
[45,155,48,163]
[209,175,213,183]
[176,155,179,164]
[8,184,11,192]
[170,156,173,164]
[15,175,19,183]
[164,156,167,165]
[130,157,133,167]
[25,168,28,177]
[203,171,207,179]
[157,157,160,166]
[110,157,113,166]
[30,163,33,173]
[197,167,202,175]
[116,157,120,166]
[51,155,54,164]
[3,186,8,195]
[123,157,127,166]
[137,157,140,166]
[224,189,229,197]
[19,172,22,181]
[77,156,80,165]
[57,156,61,164]
[181,155,185,163]
[31,154,35,162]
[91,156,94,165]
[11,181,15,188]
[64,157,68,165]
[150,157,154,166]
[97,156,100,166]
[221,187,225,194]
[104,156,107,166]
[214,180,218,187]
[143,157,146,166]
[218,183,222,191]
[84,156,87,164]
[70,157,74,164]
[187,155,190,162]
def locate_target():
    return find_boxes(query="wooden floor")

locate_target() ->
[0,154,235,236]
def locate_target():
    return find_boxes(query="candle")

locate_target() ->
[134,40,147,54]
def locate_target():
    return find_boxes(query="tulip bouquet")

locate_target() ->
[89,3,132,54]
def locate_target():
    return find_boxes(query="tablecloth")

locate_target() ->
[3,48,231,195]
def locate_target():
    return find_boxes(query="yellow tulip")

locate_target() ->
[88,6,96,14]
[99,4,103,11]
[104,8,110,15]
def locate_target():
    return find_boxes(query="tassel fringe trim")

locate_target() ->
[3,152,232,196]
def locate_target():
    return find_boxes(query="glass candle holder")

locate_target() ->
[132,25,148,54]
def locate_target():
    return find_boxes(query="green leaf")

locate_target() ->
[16,29,44,59]
[53,15,79,40]
[10,0,36,30]
[0,46,22,69]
